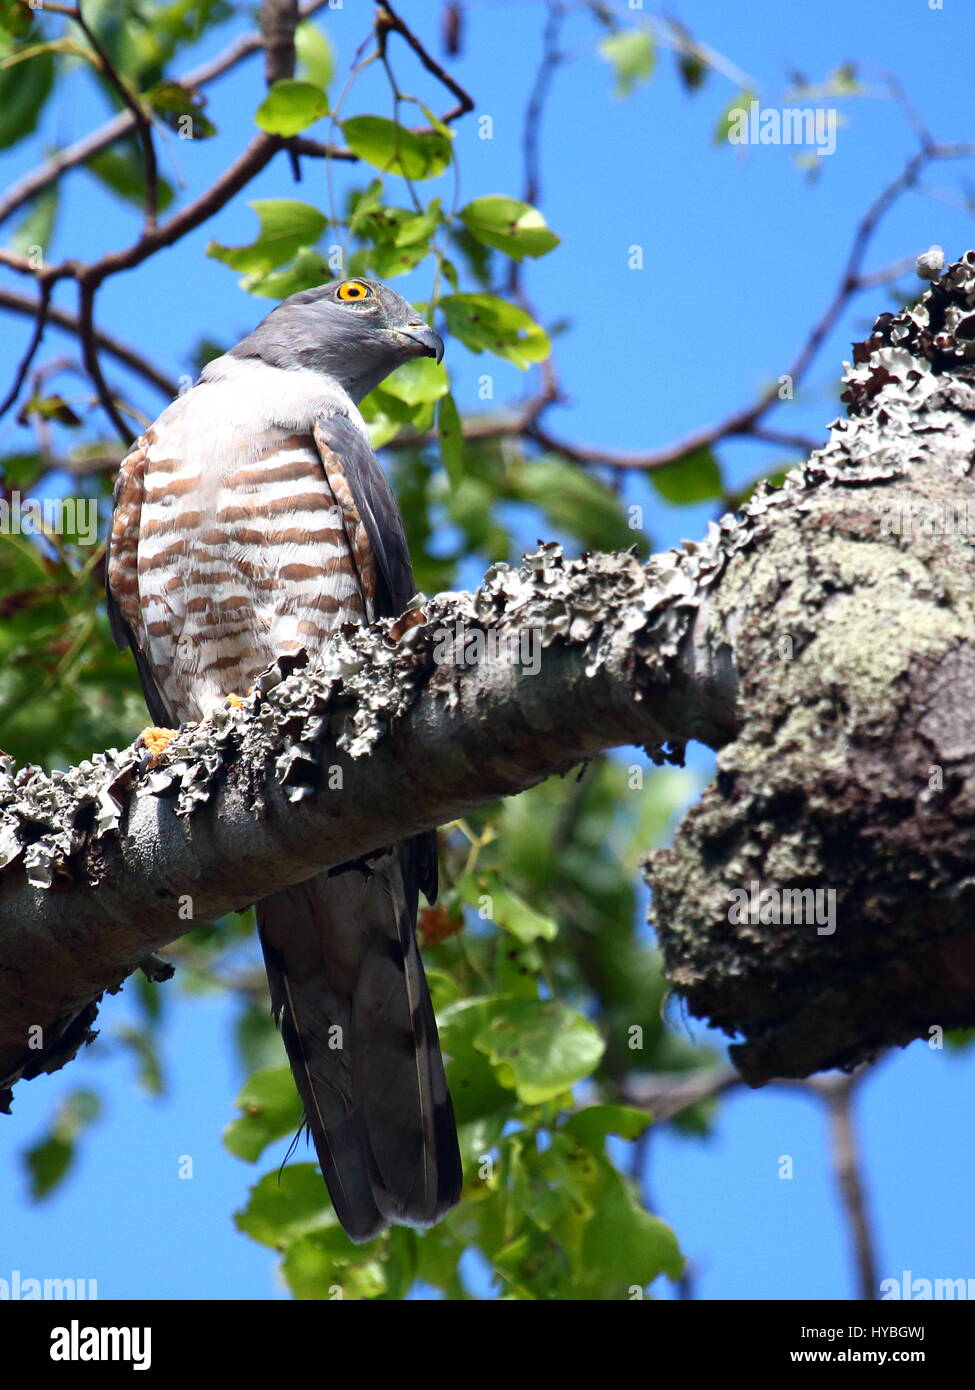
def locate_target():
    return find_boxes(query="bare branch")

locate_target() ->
[0,277,53,420]
[377,0,475,124]
[261,0,300,85]
[523,140,975,473]
[0,0,334,229]
[0,288,178,399]
[77,277,131,440]
[815,1071,879,1301]
[39,0,161,230]
[0,546,720,1095]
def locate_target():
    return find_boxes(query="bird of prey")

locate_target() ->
[106,277,462,1242]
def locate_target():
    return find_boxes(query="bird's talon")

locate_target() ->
[226,686,255,709]
[140,726,179,766]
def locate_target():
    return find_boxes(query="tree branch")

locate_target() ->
[260,0,302,180]
[39,0,160,230]
[377,0,475,124]
[76,277,131,440]
[0,288,178,400]
[0,543,731,1096]
[0,277,53,420]
[815,1071,879,1301]
[649,251,975,1085]
[0,0,335,229]
[5,255,975,1109]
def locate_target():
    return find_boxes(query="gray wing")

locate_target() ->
[314,409,418,619]
[313,408,438,903]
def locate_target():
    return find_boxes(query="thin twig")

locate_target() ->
[90,132,283,281]
[0,278,53,420]
[39,0,160,230]
[0,288,178,399]
[814,1071,879,1301]
[523,2,564,210]
[377,0,474,123]
[0,0,334,229]
[77,278,131,441]
[506,1,564,301]
[524,139,975,472]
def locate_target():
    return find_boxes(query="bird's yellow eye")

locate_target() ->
[336,280,373,302]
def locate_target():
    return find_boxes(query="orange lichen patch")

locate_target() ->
[141,726,179,765]
[418,904,464,950]
[225,686,255,709]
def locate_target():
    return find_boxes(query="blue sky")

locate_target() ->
[1,0,974,1300]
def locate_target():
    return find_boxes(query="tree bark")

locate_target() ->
[649,250,975,1083]
[3,254,975,1103]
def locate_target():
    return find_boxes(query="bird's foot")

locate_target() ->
[140,726,179,766]
[225,686,255,709]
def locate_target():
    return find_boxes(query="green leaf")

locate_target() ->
[207,199,327,275]
[830,61,860,95]
[458,870,557,943]
[85,143,175,213]
[9,184,58,258]
[25,1134,72,1201]
[474,999,605,1104]
[240,245,331,299]
[438,392,464,490]
[438,999,518,1132]
[598,29,655,97]
[342,116,451,180]
[715,88,758,145]
[368,239,431,279]
[24,1088,101,1201]
[360,374,438,446]
[581,1174,684,1290]
[0,30,54,149]
[0,452,42,488]
[282,1228,388,1300]
[441,293,549,369]
[17,395,81,428]
[80,0,233,89]
[116,1024,165,1096]
[294,20,334,90]
[255,79,329,137]
[380,356,448,407]
[223,1065,302,1162]
[144,80,216,138]
[563,1104,652,1150]
[458,196,559,262]
[235,1164,333,1248]
[650,447,723,503]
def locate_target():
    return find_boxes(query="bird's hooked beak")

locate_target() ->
[399,321,445,364]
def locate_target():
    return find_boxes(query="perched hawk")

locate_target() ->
[106,277,462,1242]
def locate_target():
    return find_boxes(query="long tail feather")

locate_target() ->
[257,844,461,1243]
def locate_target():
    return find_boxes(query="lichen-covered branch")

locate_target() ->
[0,542,738,1100]
[4,254,975,1109]
[648,251,975,1084]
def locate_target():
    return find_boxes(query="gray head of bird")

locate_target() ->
[228,276,445,403]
